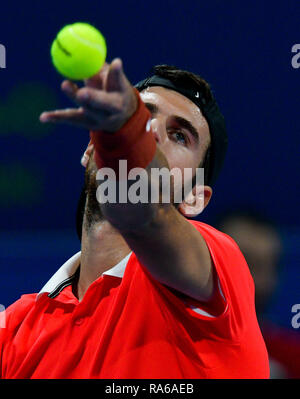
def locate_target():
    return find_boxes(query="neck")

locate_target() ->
[77,218,131,302]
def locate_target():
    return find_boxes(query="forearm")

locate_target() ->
[90,87,175,233]
[39,56,215,302]
[99,146,174,233]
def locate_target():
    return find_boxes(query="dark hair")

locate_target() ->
[152,64,214,106]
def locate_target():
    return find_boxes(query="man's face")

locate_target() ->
[140,86,210,175]
[84,85,211,227]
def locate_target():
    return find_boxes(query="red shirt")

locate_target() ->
[0,221,269,379]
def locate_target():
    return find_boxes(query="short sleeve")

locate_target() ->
[140,220,256,342]
[179,220,255,340]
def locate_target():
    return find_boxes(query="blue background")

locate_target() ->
[0,1,299,329]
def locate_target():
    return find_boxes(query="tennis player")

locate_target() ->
[0,58,269,378]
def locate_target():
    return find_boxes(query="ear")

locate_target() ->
[80,140,94,167]
[178,184,213,218]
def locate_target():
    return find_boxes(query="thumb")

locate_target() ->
[105,58,127,92]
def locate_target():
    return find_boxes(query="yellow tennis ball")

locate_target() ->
[51,22,107,80]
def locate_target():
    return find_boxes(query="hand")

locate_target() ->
[39,58,138,133]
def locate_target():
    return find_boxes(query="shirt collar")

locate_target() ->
[36,251,132,301]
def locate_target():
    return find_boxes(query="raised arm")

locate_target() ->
[40,58,214,302]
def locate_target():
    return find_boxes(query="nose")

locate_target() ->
[150,118,165,145]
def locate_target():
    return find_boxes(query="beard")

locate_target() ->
[80,150,196,236]
[83,155,104,232]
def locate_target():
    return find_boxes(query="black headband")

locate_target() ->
[134,75,228,187]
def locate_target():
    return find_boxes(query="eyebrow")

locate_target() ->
[173,116,199,144]
[144,102,159,115]
[144,102,199,144]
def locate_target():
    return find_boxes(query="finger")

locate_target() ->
[84,62,110,89]
[39,107,97,129]
[81,104,110,122]
[40,108,80,122]
[105,58,127,93]
[61,80,80,101]
[76,87,122,113]
[60,82,121,115]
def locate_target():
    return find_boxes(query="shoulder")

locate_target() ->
[4,294,37,331]
[186,220,256,319]
[188,219,252,274]
[188,219,248,258]
[188,219,238,244]
[6,294,37,312]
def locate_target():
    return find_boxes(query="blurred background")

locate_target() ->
[0,0,299,378]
